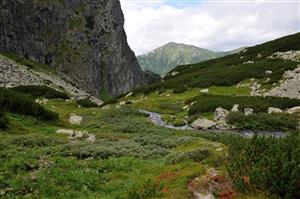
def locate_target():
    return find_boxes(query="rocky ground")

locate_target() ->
[0,54,102,105]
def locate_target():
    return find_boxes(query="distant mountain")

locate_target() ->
[137,42,243,77]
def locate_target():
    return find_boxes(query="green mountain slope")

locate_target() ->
[137,42,228,77]
[135,32,300,94]
[137,43,245,77]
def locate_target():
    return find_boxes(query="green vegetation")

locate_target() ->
[0,111,8,129]
[228,112,298,131]
[99,89,114,103]
[226,134,300,199]
[11,85,69,99]
[0,88,58,121]
[186,94,300,115]
[76,98,98,108]
[135,33,300,94]
[173,85,187,94]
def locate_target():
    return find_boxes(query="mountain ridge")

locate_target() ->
[137,42,243,77]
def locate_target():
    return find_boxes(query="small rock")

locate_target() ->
[200,88,209,93]
[257,53,263,58]
[267,107,283,114]
[86,134,96,142]
[265,70,273,75]
[171,71,179,76]
[191,118,216,130]
[69,113,83,125]
[125,92,133,98]
[243,60,254,64]
[244,108,254,115]
[119,101,126,105]
[231,104,239,112]
[56,129,74,136]
[214,107,229,122]
[183,105,189,110]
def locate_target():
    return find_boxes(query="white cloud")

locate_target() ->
[120,0,300,55]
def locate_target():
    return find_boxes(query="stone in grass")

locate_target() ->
[244,108,254,115]
[69,113,83,125]
[191,118,216,130]
[214,107,229,122]
[267,107,283,114]
[287,106,300,114]
[231,104,239,112]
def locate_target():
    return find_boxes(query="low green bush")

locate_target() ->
[167,148,210,164]
[0,111,8,129]
[0,88,58,121]
[76,98,98,108]
[11,85,69,99]
[187,94,300,115]
[173,86,187,94]
[228,112,298,131]
[227,134,300,198]
[60,140,169,160]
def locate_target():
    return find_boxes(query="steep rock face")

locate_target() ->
[0,0,144,96]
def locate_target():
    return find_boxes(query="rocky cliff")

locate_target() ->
[0,0,144,97]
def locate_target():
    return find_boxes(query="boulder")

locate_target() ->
[56,129,74,136]
[191,118,216,130]
[200,88,209,93]
[86,134,96,143]
[244,108,254,115]
[69,113,83,125]
[231,104,239,112]
[287,106,300,114]
[265,70,273,75]
[214,107,229,122]
[267,107,283,114]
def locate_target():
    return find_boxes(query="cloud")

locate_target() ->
[120,0,300,55]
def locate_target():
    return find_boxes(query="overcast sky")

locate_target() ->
[120,0,300,55]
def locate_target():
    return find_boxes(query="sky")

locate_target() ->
[120,0,300,55]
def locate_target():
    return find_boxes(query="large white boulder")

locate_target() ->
[214,107,229,122]
[69,113,83,125]
[267,107,283,114]
[191,118,216,130]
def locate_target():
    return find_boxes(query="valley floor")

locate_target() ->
[1,86,299,198]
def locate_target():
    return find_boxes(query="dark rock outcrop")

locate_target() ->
[0,0,145,96]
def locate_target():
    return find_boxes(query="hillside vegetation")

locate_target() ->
[135,32,300,93]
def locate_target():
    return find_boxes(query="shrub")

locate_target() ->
[77,98,98,108]
[228,112,298,131]
[0,88,58,121]
[11,85,69,99]
[173,86,187,94]
[0,111,8,129]
[167,148,211,164]
[227,134,300,198]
